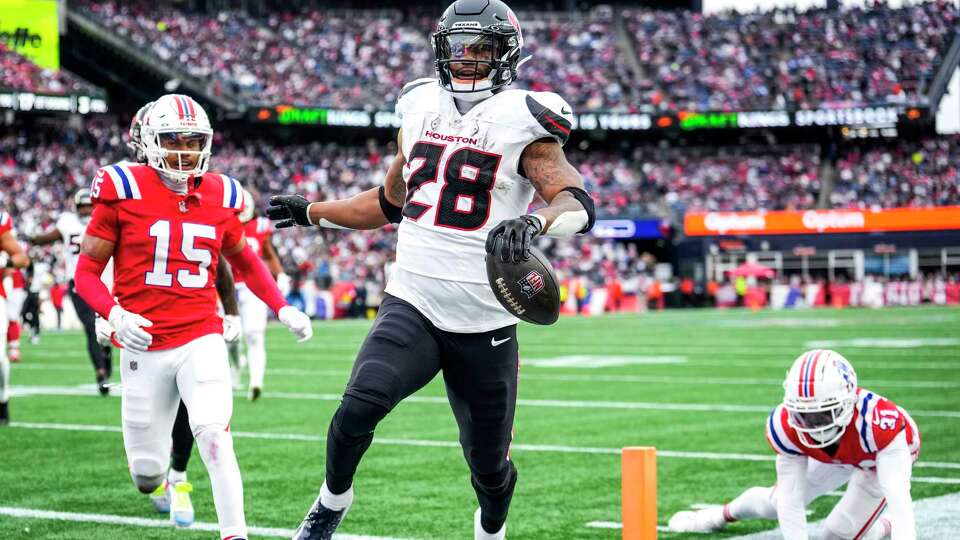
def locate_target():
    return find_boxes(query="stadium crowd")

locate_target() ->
[0,44,103,96]
[625,0,958,112]
[73,1,958,112]
[2,115,957,320]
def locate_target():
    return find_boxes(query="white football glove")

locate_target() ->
[222,314,242,344]
[94,316,115,346]
[278,305,312,343]
[108,305,153,353]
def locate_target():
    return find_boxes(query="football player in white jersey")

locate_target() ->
[31,189,115,394]
[268,1,595,538]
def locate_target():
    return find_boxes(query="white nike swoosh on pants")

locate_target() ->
[491,336,511,347]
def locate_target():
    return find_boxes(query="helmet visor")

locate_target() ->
[789,409,836,430]
[438,32,500,80]
[157,131,211,172]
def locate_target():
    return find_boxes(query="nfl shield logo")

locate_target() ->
[517,271,545,299]
[129,360,138,372]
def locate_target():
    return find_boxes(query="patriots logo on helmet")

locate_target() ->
[518,270,545,299]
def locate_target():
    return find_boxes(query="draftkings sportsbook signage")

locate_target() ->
[249,104,926,133]
[685,207,960,237]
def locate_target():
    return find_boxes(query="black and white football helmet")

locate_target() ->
[433,0,524,100]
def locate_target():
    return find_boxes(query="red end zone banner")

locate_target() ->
[685,206,960,236]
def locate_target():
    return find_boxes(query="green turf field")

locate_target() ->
[1,306,957,539]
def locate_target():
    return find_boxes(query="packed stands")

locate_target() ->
[0,44,104,96]
[620,1,955,111]
[74,1,958,112]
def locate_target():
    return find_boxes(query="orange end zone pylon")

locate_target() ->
[622,446,657,540]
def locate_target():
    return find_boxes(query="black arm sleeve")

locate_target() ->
[379,185,403,224]
[560,186,596,234]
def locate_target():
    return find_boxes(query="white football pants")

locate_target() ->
[120,332,246,539]
[727,460,890,539]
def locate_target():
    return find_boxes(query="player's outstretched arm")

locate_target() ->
[267,131,406,230]
[1,229,29,268]
[773,453,809,540]
[876,432,916,539]
[223,239,312,342]
[28,228,62,247]
[76,232,154,352]
[486,140,596,263]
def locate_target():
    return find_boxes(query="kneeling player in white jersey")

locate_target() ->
[269,2,595,538]
[74,94,312,540]
[229,189,284,401]
[669,350,919,540]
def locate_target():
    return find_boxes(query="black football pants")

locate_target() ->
[68,281,112,379]
[325,294,519,532]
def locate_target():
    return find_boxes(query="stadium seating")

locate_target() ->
[624,1,957,111]
[0,44,103,96]
[75,1,958,112]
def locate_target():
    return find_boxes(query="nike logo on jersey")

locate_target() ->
[491,336,511,347]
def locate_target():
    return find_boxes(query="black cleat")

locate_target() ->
[97,376,110,396]
[0,401,9,426]
[293,488,352,540]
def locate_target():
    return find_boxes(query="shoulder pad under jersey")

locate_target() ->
[396,78,439,117]
[90,162,144,204]
[520,90,574,146]
[766,404,804,456]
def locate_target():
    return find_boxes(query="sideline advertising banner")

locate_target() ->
[0,0,60,70]
[685,207,960,236]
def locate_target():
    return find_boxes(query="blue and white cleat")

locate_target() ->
[149,482,170,514]
[169,481,195,528]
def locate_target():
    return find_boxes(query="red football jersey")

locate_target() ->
[86,162,246,350]
[766,387,920,470]
[231,216,272,284]
[0,211,11,298]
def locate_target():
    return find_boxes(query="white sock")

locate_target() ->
[246,331,266,389]
[168,468,187,485]
[195,429,246,538]
[726,486,777,521]
[860,517,892,540]
[320,480,353,511]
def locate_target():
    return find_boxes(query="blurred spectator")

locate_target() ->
[0,44,104,96]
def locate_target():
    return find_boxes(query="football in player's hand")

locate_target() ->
[486,246,560,325]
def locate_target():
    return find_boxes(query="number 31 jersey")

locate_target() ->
[85,162,246,350]
[387,78,574,333]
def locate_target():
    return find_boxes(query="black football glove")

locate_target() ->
[267,195,313,228]
[485,215,544,264]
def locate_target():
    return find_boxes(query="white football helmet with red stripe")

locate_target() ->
[783,349,858,448]
[140,94,213,184]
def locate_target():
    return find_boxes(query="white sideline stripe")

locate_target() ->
[0,506,407,539]
[11,384,960,419]
[10,422,960,474]
[723,491,960,539]
[16,364,960,389]
[585,521,671,532]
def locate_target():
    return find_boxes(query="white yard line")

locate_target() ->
[0,506,409,539]
[9,421,960,474]
[11,384,960,419]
